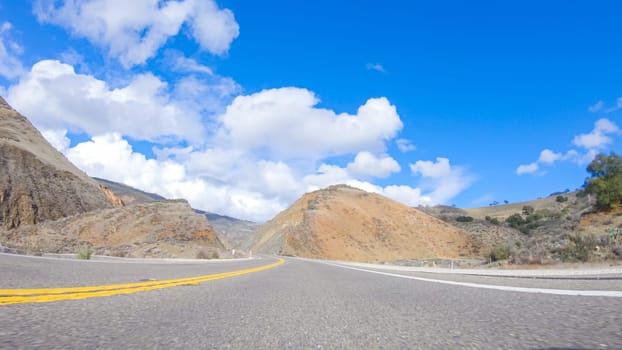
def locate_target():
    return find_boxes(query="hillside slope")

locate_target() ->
[1,200,225,258]
[244,185,474,262]
[93,178,257,248]
[0,97,115,229]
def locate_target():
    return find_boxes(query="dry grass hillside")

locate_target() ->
[0,200,225,258]
[0,97,117,229]
[244,185,474,262]
[422,192,622,265]
[463,192,580,219]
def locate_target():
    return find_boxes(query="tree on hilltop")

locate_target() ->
[583,152,622,211]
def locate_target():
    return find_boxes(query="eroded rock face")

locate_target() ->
[244,185,475,262]
[0,97,113,229]
[99,184,125,208]
[1,200,225,258]
[0,144,114,229]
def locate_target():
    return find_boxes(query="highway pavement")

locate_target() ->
[1,253,621,349]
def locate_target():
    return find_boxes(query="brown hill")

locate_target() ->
[1,200,225,258]
[244,185,474,262]
[0,97,118,229]
[0,97,225,258]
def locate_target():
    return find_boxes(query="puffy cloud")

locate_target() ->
[408,157,473,204]
[366,63,385,72]
[538,149,562,164]
[516,162,539,175]
[220,87,403,158]
[0,22,25,79]
[382,185,431,207]
[517,118,620,176]
[41,129,71,153]
[346,152,401,178]
[34,0,239,67]
[302,156,471,207]
[588,100,604,113]
[573,118,620,149]
[410,157,451,178]
[64,133,287,221]
[7,60,206,143]
[396,138,415,152]
[170,53,214,75]
[303,164,351,191]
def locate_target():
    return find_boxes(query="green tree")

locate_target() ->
[505,213,525,229]
[584,152,622,210]
[522,205,535,216]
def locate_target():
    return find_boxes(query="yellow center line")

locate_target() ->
[0,258,285,305]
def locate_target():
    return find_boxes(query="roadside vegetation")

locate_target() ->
[76,245,93,260]
[424,152,622,265]
[581,152,622,211]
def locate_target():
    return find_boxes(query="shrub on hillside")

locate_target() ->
[455,216,474,223]
[489,245,511,262]
[522,205,535,216]
[505,213,525,229]
[485,216,500,225]
[556,195,568,203]
[561,234,597,262]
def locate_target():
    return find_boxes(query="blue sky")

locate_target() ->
[0,1,620,221]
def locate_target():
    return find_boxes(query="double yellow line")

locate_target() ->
[0,258,285,305]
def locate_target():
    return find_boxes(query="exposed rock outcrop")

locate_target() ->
[0,97,114,229]
[1,200,225,258]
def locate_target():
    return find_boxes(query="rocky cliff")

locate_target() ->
[0,97,114,229]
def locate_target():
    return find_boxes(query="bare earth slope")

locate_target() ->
[1,200,225,258]
[0,97,114,229]
[245,185,474,262]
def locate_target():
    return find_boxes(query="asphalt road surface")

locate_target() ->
[1,253,621,349]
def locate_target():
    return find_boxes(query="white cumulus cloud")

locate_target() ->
[538,149,562,164]
[366,63,385,72]
[516,162,539,175]
[517,118,620,176]
[572,118,620,149]
[396,138,415,152]
[220,87,403,159]
[410,157,452,178]
[7,60,206,143]
[34,0,239,67]
[346,152,401,178]
[0,22,25,79]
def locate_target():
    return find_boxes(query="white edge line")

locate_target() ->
[305,258,622,298]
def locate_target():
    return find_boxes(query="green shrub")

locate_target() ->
[485,216,500,225]
[556,195,568,203]
[561,234,597,262]
[455,216,474,223]
[522,205,535,216]
[505,213,525,229]
[77,245,93,260]
[489,245,511,262]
